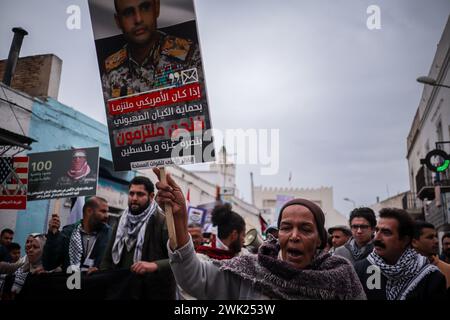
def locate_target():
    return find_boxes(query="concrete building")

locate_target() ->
[406,16,450,232]
[367,191,423,221]
[253,185,348,229]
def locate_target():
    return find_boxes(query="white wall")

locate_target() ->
[407,18,450,194]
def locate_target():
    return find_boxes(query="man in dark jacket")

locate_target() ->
[354,208,446,300]
[334,207,376,264]
[0,228,15,262]
[43,197,111,272]
[100,176,175,299]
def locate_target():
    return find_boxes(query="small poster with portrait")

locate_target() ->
[187,206,207,226]
[27,148,99,200]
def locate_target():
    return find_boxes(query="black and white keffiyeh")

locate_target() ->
[68,223,83,269]
[0,256,26,296]
[10,266,29,295]
[367,247,439,300]
[346,238,374,261]
[111,200,158,265]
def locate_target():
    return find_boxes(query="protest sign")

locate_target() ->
[88,0,215,171]
[27,148,99,200]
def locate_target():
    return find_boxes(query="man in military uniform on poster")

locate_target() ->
[102,0,202,100]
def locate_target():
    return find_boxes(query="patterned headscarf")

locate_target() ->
[11,234,46,295]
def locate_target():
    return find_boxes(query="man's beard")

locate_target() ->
[88,217,104,232]
[229,238,242,255]
[129,200,150,215]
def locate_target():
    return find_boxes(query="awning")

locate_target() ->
[0,126,36,153]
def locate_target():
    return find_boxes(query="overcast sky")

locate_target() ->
[1,0,450,216]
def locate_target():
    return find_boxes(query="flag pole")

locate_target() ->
[159,167,177,248]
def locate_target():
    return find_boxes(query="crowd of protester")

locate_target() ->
[1,172,449,300]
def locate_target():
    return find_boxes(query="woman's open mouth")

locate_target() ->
[286,248,304,260]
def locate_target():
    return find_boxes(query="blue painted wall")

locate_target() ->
[14,98,134,250]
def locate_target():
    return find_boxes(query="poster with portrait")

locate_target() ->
[187,205,207,226]
[27,148,99,200]
[88,0,215,171]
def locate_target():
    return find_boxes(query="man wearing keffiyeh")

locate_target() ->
[334,207,376,265]
[100,176,175,298]
[354,208,447,300]
[42,197,111,273]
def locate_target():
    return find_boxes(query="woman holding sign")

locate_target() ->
[153,168,366,300]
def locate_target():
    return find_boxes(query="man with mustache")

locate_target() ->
[102,0,201,99]
[334,207,376,265]
[354,208,447,300]
[412,221,450,289]
[43,197,111,273]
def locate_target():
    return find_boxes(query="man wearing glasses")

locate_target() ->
[334,207,376,265]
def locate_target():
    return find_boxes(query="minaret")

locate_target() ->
[210,146,236,194]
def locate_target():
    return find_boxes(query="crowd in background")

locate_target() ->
[0,172,449,300]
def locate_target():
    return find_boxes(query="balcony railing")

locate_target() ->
[416,166,450,200]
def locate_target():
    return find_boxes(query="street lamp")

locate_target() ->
[417,76,450,89]
[343,197,356,208]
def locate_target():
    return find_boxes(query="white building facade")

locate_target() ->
[406,16,450,232]
[253,186,348,229]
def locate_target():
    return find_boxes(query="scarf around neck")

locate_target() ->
[112,201,158,265]
[68,222,99,270]
[345,238,374,261]
[68,223,83,270]
[67,161,90,180]
[367,247,438,300]
[196,246,235,260]
[216,240,365,300]
[197,235,235,260]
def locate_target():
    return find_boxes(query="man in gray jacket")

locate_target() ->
[333,207,376,265]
